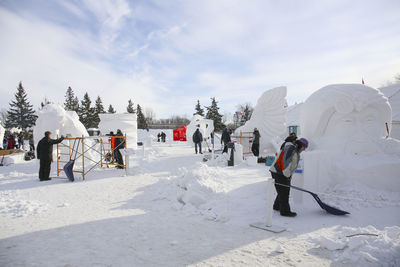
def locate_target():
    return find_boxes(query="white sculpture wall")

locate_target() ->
[98,113,137,149]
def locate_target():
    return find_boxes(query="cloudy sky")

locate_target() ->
[0,0,399,118]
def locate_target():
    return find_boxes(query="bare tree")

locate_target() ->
[145,108,156,124]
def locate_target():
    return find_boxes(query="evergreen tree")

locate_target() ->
[5,82,38,130]
[78,92,95,128]
[193,99,205,116]
[108,104,116,113]
[205,97,225,131]
[137,104,148,129]
[127,99,136,113]
[72,96,79,112]
[93,96,105,128]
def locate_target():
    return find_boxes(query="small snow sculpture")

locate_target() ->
[186,115,214,147]
[300,84,400,191]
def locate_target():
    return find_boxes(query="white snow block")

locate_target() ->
[98,113,137,149]
[246,156,258,166]
[234,143,243,164]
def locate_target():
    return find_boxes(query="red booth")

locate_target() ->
[173,125,187,141]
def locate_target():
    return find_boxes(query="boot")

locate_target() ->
[280,211,297,217]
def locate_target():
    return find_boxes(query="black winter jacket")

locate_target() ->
[221,130,231,144]
[192,130,203,143]
[37,136,64,161]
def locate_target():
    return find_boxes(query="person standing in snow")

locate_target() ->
[161,132,166,142]
[114,129,125,169]
[18,132,24,150]
[192,128,203,154]
[221,128,231,153]
[157,133,161,142]
[37,131,64,181]
[269,138,308,217]
[251,128,261,157]
[280,132,297,150]
[29,132,35,152]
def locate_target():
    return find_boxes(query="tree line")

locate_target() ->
[2,82,254,133]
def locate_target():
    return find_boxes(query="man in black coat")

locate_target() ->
[251,128,261,157]
[192,128,203,154]
[221,128,231,153]
[37,131,64,181]
[114,129,125,169]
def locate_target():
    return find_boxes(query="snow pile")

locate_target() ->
[186,115,214,146]
[98,113,137,149]
[174,163,232,222]
[176,163,228,207]
[33,104,88,144]
[236,86,287,154]
[300,84,400,192]
[309,225,400,266]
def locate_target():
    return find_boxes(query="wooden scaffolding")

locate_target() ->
[56,135,127,180]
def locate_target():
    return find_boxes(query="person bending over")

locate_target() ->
[269,138,308,217]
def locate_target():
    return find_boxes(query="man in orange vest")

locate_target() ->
[269,138,308,217]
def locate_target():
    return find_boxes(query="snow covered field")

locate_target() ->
[1,142,399,266]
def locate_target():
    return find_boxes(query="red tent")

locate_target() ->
[173,125,187,141]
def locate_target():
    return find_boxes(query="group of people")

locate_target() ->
[157,132,167,142]
[2,131,34,151]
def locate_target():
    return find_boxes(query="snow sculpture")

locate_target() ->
[186,115,214,147]
[33,104,88,144]
[300,84,400,191]
[98,113,137,149]
[379,83,400,140]
[236,86,287,154]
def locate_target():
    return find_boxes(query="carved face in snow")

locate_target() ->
[301,84,393,155]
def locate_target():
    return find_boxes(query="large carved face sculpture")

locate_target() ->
[300,84,392,155]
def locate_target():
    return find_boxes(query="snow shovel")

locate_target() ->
[275,182,350,215]
[63,139,78,182]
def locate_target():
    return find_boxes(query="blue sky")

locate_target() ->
[0,0,399,118]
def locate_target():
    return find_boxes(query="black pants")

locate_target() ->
[39,159,51,180]
[251,143,259,157]
[222,142,228,153]
[195,142,202,154]
[115,150,124,168]
[271,172,292,213]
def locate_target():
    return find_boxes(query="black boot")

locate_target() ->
[280,211,297,217]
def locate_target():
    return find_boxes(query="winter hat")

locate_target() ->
[298,138,308,148]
